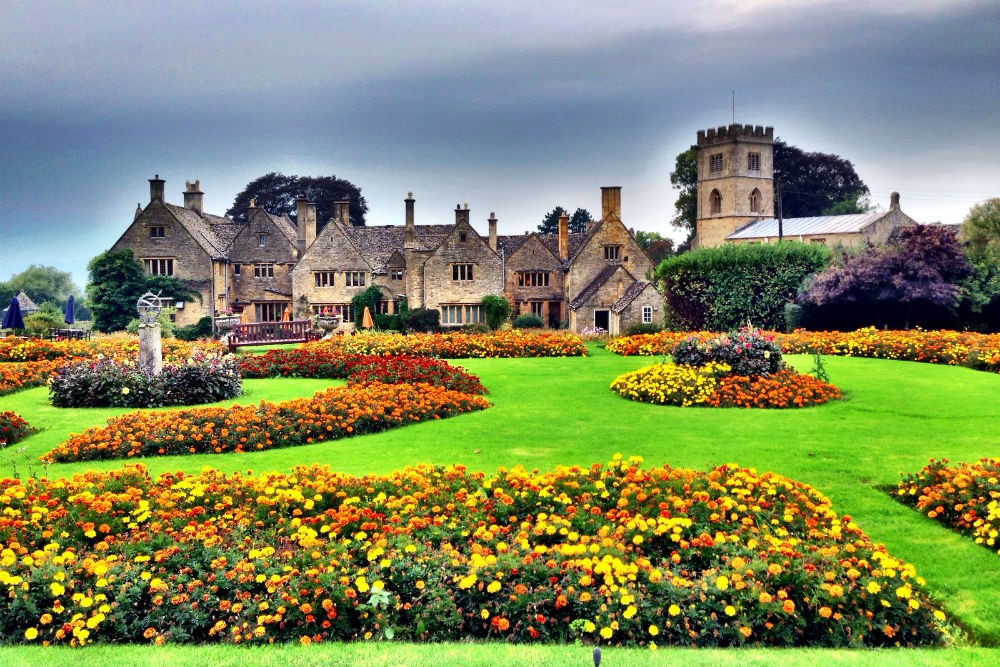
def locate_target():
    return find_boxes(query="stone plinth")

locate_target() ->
[138,324,162,376]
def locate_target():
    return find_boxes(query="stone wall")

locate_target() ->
[420,220,503,316]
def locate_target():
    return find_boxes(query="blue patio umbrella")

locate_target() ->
[2,297,24,330]
[64,294,76,325]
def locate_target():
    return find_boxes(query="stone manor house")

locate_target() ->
[112,179,661,334]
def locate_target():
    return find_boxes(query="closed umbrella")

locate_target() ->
[361,306,374,329]
[240,306,254,324]
[282,305,292,322]
[2,297,24,330]
[64,295,76,325]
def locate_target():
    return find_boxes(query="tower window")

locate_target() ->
[709,153,723,173]
[748,152,760,172]
[750,188,762,214]
[710,189,722,215]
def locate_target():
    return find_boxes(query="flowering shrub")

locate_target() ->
[237,348,486,395]
[42,382,490,463]
[672,329,783,377]
[896,458,1000,556]
[48,354,242,408]
[608,328,1000,374]
[0,458,944,647]
[318,330,587,358]
[611,364,839,409]
[0,412,35,447]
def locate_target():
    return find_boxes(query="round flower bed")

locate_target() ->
[612,329,840,408]
[48,354,242,408]
[0,458,945,647]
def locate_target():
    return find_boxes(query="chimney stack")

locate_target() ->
[183,179,204,216]
[488,212,498,252]
[149,174,165,203]
[404,192,416,249]
[558,212,569,260]
[295,197,318,253]
[890,192,900,211]
[333,200,351,226]
[455,203,470,226]
[601,186,622,221]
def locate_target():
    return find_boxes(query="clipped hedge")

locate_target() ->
[657,242,829,331]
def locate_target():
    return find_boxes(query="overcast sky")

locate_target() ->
[2,0,998,290]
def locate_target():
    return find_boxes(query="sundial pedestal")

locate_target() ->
[138,323,162,376]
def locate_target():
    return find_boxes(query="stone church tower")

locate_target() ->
[693,124,775,248]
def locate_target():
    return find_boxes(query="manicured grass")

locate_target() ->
[4,345,1000,663]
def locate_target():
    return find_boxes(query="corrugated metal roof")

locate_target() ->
[727,211,886,240]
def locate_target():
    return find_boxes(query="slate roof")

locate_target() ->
[341,224,455,273]
[269,212,299,246]
[14,291,40,314]
[165,204,232,258]
[496,231,588,265]
[612,281,651,313]
[726,211,886,240]
[569,265,621,310]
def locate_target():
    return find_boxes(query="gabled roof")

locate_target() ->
[726,211,886,240]
[570,264,641,310]
[270,213,298,246]
[341,224,455,272]
[15,291,39,314]
[164,203,231,258]
[497,231,588,265]
[612,281,653,313]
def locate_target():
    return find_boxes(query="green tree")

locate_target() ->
[669,148,698,241]
[350,285,384,329]
[86,250,195,333]
[538,207,593,234]
[962,197,1000,257]
[481,295,511,330]
[227,172,368,232]
[822,192,876,216]
[0,282,13,307]
[5,265,79,309]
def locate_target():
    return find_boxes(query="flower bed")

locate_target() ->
[237,348,486,395]
[0,458,943,647]
[611,364,839,408]
[0,360,65,396]
[607,328,1000,373]
[41,382,489,463]
[49,354,242,408]
[896,458,1000,556]
[317,330,588,358]
[0,411,35,447]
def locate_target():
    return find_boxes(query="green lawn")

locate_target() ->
[3,346,1000,665]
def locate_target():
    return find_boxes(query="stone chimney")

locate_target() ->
[134,203,143,220]
[488,212,498,252]
[558,212,569,260]
[455,203,470,226]
[149,174,165,203]
[890,192,900,211]
[183,179,204,215]
[333,200,351,226]
[247,197,257,222]
[601,186,622,221]
[296,197,318,253]
[404,192,416,249]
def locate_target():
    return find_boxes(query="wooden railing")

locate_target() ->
[226,320,319,350]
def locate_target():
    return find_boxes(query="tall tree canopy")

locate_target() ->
[4,265,79,309]
[86,249,196,333]
[669,140,870,239]
[538,207,593,234]
[773,140,870,218]
[961,197,1000,257]
[226,173,368,231]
